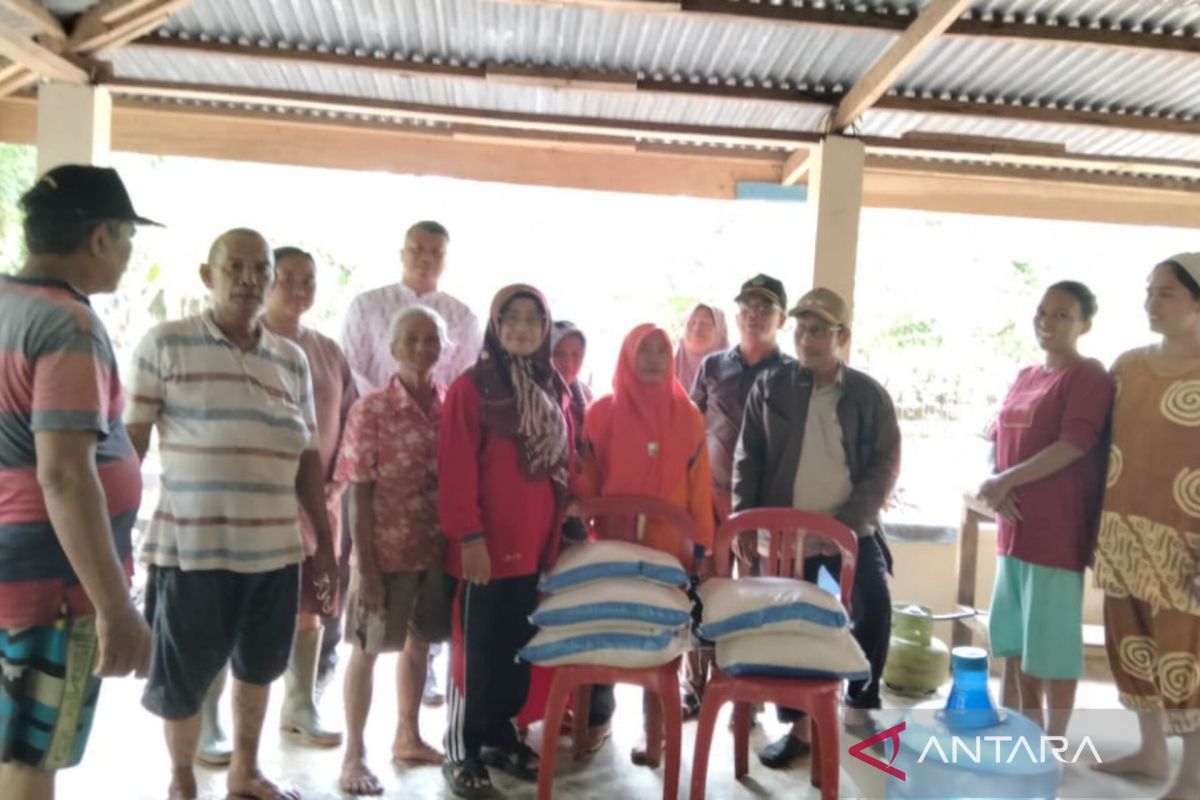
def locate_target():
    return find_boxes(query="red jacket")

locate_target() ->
[437,375,576,580]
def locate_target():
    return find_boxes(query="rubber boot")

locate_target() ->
[196,664,232,767]
[280,628,343,746]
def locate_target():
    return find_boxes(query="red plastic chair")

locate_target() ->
[537,494,698,800]
[689,508,859,800]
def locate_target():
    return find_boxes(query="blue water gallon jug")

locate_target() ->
[885,647,1060,800]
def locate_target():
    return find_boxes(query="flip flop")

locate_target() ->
[443,758,498,799]
[480,741,540,782]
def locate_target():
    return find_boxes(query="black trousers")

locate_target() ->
[445,574,539,763]
[779,531,893,720]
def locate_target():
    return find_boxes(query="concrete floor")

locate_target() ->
[56,649,1182,800]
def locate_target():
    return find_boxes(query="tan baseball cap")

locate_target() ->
[788,287,851,327]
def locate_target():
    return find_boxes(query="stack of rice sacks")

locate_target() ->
[696,576,869,681]
[519,540,693,668]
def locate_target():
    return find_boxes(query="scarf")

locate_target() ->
[673,303,729,392]
[470,284,570,494]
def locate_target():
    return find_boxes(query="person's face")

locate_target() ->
[1146,263,1200,337]
[552,334,585,384]
[793,312,847,371]
[390,312,442,378]
[91,220,136,293]
[201,234,274,322]
[683,307,717,354]
[1034,288,1089,354]
[635,333,672,383]
[401,228,447,294]
[267,254,316,319]
[736,293,785,347]
[497,296,546,357]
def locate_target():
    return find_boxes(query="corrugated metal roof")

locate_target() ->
[163,0,895,89]
[109,46,832,133]
[896,36,1200,116]
[860,107,1200,161]
[965,0,1200,31]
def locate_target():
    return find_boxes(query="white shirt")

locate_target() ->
[340,283,484,395]
[792,372,853,516]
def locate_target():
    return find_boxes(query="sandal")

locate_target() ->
[481,741,540,782]
[443,757,498,799]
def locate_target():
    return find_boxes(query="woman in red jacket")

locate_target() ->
[438,284,573,799]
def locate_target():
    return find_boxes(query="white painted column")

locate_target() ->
[807,135,866,314]
[36,83,112,174]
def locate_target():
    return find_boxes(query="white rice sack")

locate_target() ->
[530,579,692,632]
[696,576,848,641]
[519,626,691,668]
[540,540,688,593]
[715,629,869,681]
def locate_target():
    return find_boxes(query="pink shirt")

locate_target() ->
[335,376,444,573]
[989,359,1114,572]
[291,327,356,555]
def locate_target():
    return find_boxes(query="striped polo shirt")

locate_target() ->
[125,312,317,573]
[0,275,142,628]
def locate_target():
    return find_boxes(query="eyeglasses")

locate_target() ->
[794,323,842,341]
[738,301,779,317]
[499,313,546,329]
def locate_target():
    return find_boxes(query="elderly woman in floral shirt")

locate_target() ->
[335,305,452,795]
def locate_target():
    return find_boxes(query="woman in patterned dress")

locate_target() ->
[1094,252,1200,800]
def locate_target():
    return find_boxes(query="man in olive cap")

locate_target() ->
[734,287,901,767]
[0,165,157,799]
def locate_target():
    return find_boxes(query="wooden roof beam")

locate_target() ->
[781,148,810,185]
[68,0,192,55]
[0,18,86,83]
[832,0,973,132]
[0,0,64,39]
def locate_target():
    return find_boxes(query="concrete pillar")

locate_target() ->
[807,135,866,313]
[36,83,112,174]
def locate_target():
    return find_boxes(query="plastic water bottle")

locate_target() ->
[942,646,1001,730]
[885,647,1060,800]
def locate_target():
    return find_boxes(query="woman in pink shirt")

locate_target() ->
[978,281,1114,738]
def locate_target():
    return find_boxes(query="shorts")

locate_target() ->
[299,554,340,618]
[988,555,1084,680]
[141,565,299,720]
[0,613,100,770]
[344,569,451,654]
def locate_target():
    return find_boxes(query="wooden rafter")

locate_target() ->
[831,0,973,131]
[123,38,1200,140]
[0,17,86,83]
[0,0,64,39]
[102,76,824,150]
[0,64,33,97]
[68,0,192,55]
[781,149,810,185]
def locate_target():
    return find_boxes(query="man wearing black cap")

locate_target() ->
[685,274,793,715]
[734,287,900,768]
[0,165,156,799]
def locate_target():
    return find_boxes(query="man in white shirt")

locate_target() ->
[341,221,483,395]
[340,221,483,706]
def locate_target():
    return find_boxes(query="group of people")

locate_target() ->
[0,163,1197,800]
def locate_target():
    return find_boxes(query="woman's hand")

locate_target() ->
[461,539,492,585]
[978,475,1022,524]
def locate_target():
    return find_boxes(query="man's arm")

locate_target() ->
[732,377,769,513]
[35,430,151,677]
[126,422,153,463]
[837,387,902,537]
[296,449,335,558]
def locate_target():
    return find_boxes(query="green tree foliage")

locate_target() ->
[0,144,35,274]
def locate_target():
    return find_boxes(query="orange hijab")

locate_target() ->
[601,324,700,499]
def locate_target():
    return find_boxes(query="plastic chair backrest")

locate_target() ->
[713,508,858,611]
[578,494,698,573]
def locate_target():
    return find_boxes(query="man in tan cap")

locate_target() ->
[733,287,900,768]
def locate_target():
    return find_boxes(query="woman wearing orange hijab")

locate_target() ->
[579,323,714,763]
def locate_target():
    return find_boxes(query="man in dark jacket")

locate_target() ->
[733,287,901,768]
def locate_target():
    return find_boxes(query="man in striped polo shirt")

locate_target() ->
[125,228,336,800]
[0,165,154,800]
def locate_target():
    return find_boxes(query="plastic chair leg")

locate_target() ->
[688,691,724,800]
[733,701,751,779]
[661,681,683,800]
[572,684,591,761]
[811,697,840,800]
[644,690,664,766]
[539,678,573,800]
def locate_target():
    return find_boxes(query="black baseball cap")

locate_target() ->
[19,165,161,226]
[734,273,786,311]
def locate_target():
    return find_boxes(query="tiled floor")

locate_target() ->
[57,650,1183,799]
